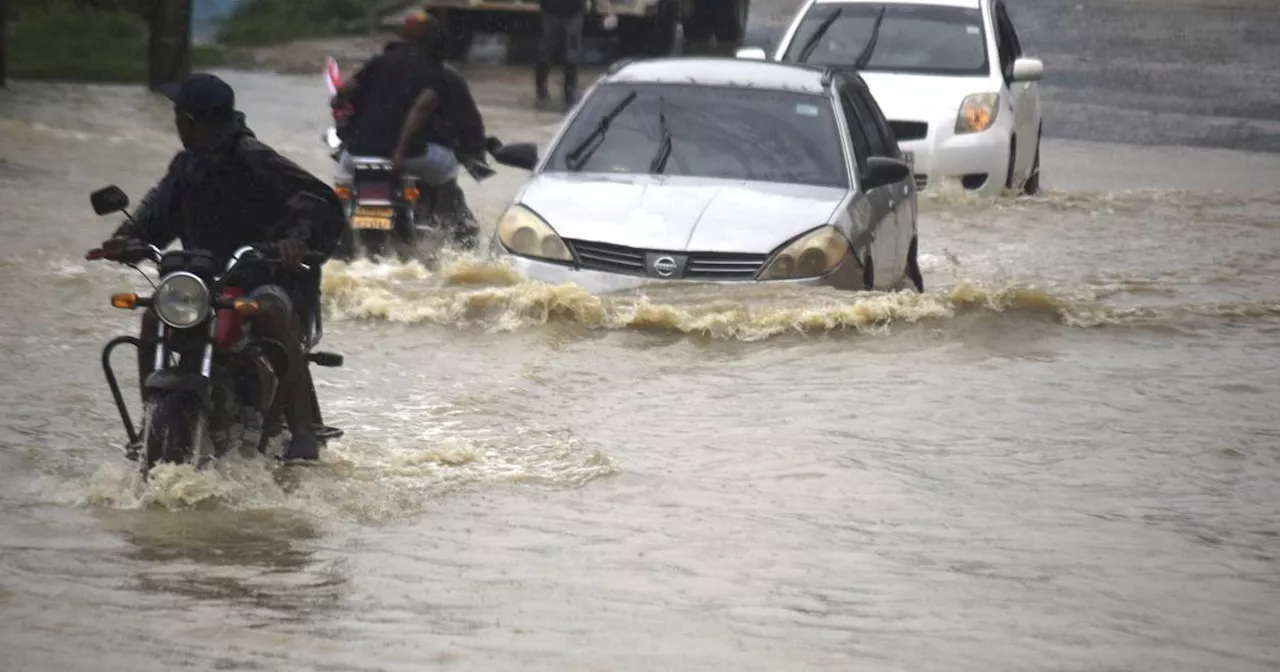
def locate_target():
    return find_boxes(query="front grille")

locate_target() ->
[889,120,929,142]
[685,251,767,280]
[914,174,928,191]
[566,239,646,275]
[565,239,767,280]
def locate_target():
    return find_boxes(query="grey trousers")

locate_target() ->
[536,11,584,99]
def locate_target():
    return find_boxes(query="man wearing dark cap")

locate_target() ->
[96,72,345,462]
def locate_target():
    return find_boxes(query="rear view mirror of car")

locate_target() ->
[861,157,912,191]
[90,185,129,216]
[492,142,540,171]
[1011,57,1044,82]
[735,47,768,60]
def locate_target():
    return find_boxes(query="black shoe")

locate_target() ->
[281,433,320,461]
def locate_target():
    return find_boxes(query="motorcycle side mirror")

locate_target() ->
[491,142,539,171]
[91,185,130,216]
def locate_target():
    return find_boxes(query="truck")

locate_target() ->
[399,0,750,60]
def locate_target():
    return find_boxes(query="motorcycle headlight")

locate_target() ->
[955,93,999,134]
[496,205,572,262]
[756,226,851,281]
[153,271,210,329]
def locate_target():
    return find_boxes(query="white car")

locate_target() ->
[486,57,924,296]
[738,0,1045,197]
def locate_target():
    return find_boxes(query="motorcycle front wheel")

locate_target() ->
[142,392,200,475]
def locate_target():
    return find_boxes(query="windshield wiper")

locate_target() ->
[649,97,672,174]
[565,89,638,171]
[853,5,888,70]
[796,8,842,63]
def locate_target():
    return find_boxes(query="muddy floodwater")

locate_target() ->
[2,0,1279,669]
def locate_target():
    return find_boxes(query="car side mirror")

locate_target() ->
[736,46,768,60]
[491,141,539,171]
[1011,57,1044,83]
[860,157,912,191]
[90,185,130,215]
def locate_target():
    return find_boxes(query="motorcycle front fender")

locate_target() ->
[144,369,210,399]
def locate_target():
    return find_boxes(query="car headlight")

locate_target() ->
[496,205,572,262]
[756,226,851,281]
[153,271,210,329]
[955,93,999,134]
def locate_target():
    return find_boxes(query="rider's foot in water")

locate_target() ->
[282,433,320,461]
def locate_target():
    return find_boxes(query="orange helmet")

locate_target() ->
[401,9,434,42]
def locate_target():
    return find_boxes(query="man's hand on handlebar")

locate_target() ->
[86,236,151,264]
[276,238,307,271]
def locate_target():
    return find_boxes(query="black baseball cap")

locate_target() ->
[157,73,235,119]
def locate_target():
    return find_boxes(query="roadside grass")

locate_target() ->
[7,6,148,82]
[214,0,372,47]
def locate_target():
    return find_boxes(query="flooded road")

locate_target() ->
[3,1,1280,669]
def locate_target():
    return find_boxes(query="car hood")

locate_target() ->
[517,174,847,253]
[858,71,999,121]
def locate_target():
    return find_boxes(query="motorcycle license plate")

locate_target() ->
[351,206,394,230]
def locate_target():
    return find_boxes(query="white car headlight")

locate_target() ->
[756,226,851,281]
[496,205,573,262]
[955,93,999,134]
[153,271,210,329]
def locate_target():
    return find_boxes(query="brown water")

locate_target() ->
[3,24,1280,672]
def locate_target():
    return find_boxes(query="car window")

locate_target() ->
[836,90,871,174]
[844,80,897,158]
[996,2,1023,57]
[856,84,901,155]
[783,2,990,77]
[544,83,848,188]
[993,2,1020,78]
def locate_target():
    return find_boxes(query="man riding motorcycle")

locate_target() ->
[330,10,488,248]
[96,73,345,461]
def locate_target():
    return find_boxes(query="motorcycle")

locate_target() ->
[322,56,497,264]
[86,185,345,475]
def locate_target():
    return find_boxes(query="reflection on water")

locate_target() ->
[103,508,348,621]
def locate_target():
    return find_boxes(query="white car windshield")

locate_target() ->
[783,3,990,77]
[544,83,848,189]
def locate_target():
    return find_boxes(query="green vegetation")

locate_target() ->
[3,0,379,83]
[6,1,149,82]
[215,0,371,47]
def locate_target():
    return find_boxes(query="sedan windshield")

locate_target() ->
[783,3,990,77]
[544,83,848,188]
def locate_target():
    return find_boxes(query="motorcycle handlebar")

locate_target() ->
[85,245,326,269]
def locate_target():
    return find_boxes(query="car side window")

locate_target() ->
[998,3,1024,57]
[993,3,1021,80]
[836,89,871,175]
[846,86,891,159]
[852,86,900,159]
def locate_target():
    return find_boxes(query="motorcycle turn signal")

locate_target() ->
[110,293,151,310]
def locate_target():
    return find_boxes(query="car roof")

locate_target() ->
[602,57,834,95]
[812,0,982,9]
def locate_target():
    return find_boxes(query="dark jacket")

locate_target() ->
[350,43,488,160]
[540,0,586,18]
[115,114,345,272]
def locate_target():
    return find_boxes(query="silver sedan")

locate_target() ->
[488,57,925,295]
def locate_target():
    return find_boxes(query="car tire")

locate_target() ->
[1004,135,1017,193]
[905,237,924,292]
[1023,128,1042,196]
[862,252,875,291]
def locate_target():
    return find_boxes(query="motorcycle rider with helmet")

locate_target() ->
[330,10,488,248]
[96,73,345,462]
